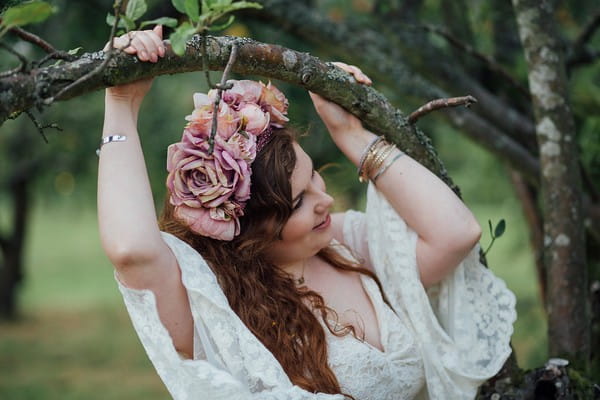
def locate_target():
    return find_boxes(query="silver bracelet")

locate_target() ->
[96,135,127,156]
[372,150,405,182]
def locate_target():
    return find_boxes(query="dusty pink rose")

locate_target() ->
[239,103,270,135]
[175,203,241,241]
[221,80,263,107]
[260,81,289,128]
[166,79,290,240]
[166,136,252,240]
[185,101,240,140]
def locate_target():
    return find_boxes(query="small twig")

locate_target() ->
[208,42,239,154]
[573,8,600,50]
[0,42,28,72]
[24,110,62,143]
[43,0,125,105]
[567,47,600,70]
[408,95,477,124]
[33,50,78,68]
[9,26,57,54]
[416,24,530,98]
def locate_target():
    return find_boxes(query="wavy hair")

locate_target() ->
[159,128,384,397]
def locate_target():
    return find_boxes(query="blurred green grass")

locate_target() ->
[0,132,547,398]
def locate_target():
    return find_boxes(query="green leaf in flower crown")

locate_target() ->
[140,17,179,29]
[0,1,56,29]
[169,21,197,56]
[125,0,147,21]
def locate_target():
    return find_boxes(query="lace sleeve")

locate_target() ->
[115,232,345,400]
[363,184,517,399]
[341,209,372,270]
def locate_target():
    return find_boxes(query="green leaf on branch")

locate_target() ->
[120,15,136,31]
[169,21,197,56]
[184,0,200,22]
[0,0,56,29]
[68,46,82,55]
[140,17,179,28]
[172,0,187,14]
[106,13,128,29]
[125,0,147,21]
[208,15,234,31]
[494,219,506,238]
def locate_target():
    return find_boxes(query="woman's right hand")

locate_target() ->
[104,25,165,105]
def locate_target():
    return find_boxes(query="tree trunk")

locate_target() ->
[0,178,29,319]
[512,0,590,368]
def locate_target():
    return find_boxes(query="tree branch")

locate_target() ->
[572,8,600,50]
[408,95,477,124]
[9,26,57,54]
[417,23,530,97]
[0,35,453,189]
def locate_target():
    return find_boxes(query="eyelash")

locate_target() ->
[293,170,316,211]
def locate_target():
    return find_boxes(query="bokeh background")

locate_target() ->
[1,0,599,398]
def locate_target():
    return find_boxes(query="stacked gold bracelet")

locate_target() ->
[358,137,405,183]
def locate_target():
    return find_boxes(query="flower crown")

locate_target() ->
[166,80,289,241]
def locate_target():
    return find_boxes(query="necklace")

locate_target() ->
[295,260,307,286]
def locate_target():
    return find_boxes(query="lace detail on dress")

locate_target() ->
[326,276,425,400]
[116,232,346,400]
[341,184,516,399]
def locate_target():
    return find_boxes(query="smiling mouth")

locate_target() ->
[313,214,331,230]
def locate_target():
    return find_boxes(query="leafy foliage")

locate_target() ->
[0,0,55,38]
[104,0,261,56]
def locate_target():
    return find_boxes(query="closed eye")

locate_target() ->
[292,170,316,211]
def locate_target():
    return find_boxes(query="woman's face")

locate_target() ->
[265,142,334,267]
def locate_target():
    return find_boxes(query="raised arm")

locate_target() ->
[98,26,194,356]
[311,63,481,287]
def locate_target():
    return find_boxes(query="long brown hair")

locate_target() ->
[159,128,383,397]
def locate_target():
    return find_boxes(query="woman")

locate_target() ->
[99,26,516,399]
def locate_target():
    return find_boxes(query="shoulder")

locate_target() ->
[331,212,346,243]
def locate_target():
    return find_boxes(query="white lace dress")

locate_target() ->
[115,184,516,399]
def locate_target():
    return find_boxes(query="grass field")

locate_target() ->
[1,144,547,398]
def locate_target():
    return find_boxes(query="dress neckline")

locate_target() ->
[325,273,388,354]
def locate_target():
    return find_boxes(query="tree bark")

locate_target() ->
[0,35,457,190]
[512,0,590,367]
[0,177,29,319]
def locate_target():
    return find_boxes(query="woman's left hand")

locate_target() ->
[309,62,372,137]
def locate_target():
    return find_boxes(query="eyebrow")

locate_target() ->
[292,159,315,205]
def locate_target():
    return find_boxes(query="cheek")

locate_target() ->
[280,211,315,242]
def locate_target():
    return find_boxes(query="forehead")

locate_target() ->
[290,142,312,197]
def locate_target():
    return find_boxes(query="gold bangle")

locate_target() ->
[358,138,383,182]
[359,140,387,182]
[368,143,395,180]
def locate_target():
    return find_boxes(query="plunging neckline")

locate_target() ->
[325,274,388,354]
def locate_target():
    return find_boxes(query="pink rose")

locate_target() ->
[166,135,252,240]
[184,102,240,140]
[174,203,241,241]
[222,80,263,107]
[260,81,289,128]
[239,103,270,135]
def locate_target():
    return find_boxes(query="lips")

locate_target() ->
[313,214,331,230]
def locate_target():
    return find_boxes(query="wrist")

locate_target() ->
[332,127,378,166]
[105,94,140,122]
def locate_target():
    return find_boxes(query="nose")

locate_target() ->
[314,174,334,213]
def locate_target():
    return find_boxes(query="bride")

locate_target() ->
[98,25,516,399]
